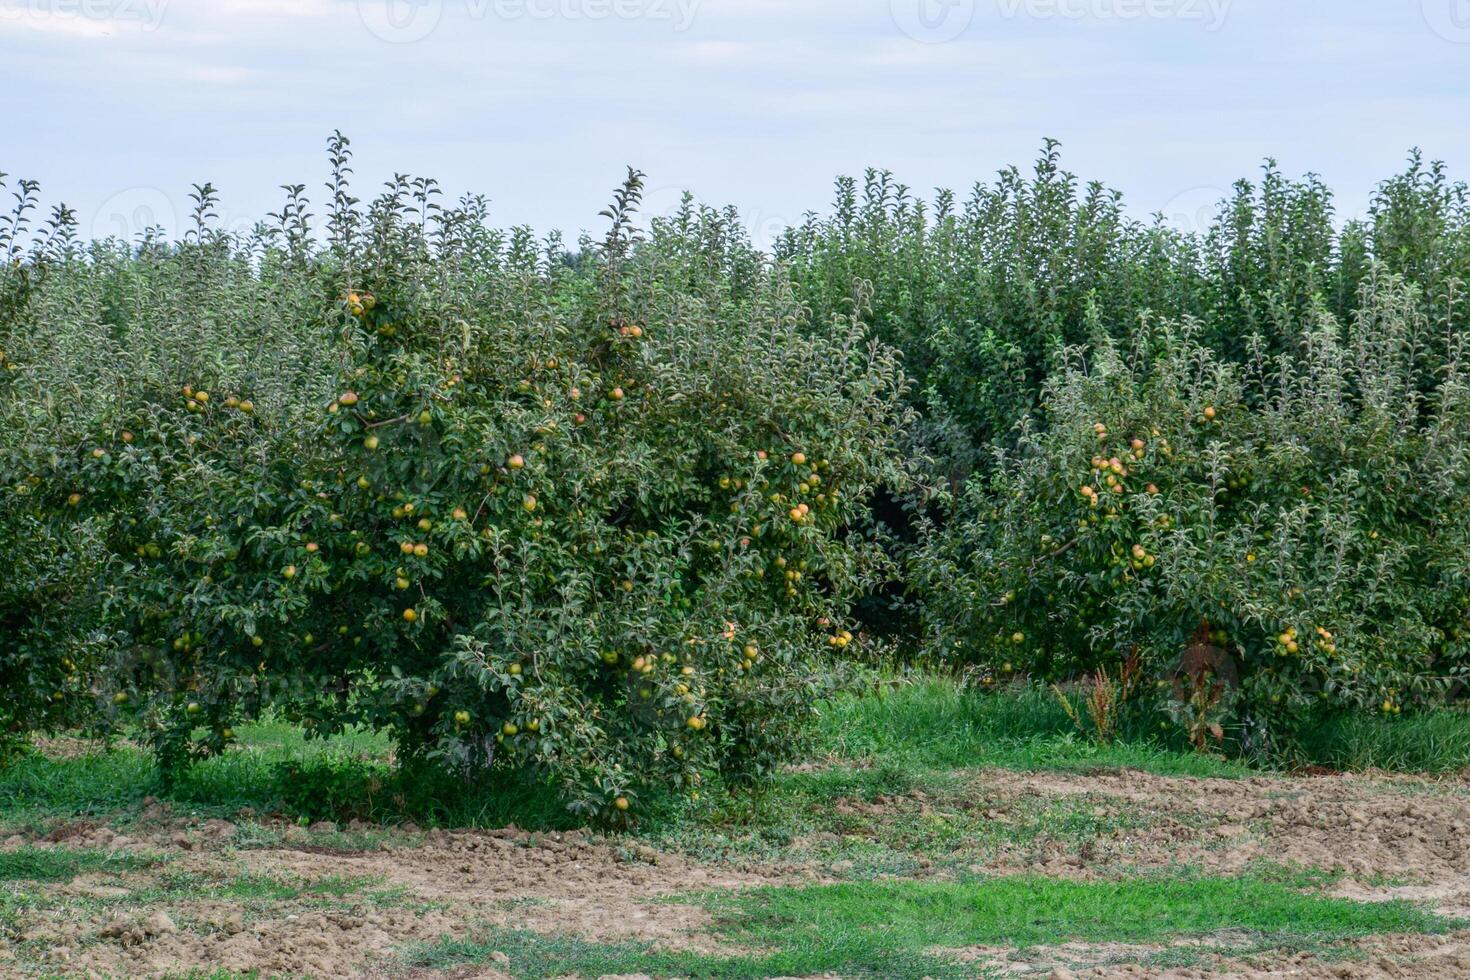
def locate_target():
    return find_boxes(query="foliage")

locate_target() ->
[771,144,1455,474]
[922,275,1470,753]
[0,141,916,816]
[4,139,1470,784]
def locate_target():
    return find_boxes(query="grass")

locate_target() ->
[0,681,1251,885]
[0,749,156,824]
[715,873,1442,948]
[812,678,1251,776]
[0,676,1463,841]
[415,927,969,980]
[1296,708,1470,774]
[641,679,1245,874]
[0,854,427,976]
[139,869,379,903]
[1,867,391,921]
[657,764,1182,878]
[2,678,1465,978]
[0,845,158,882]
[0,844,163,954]
[0,716,573,833]
[409,871,1458,979]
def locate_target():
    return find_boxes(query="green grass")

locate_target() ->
[414,927,971,980]
[0,748,156,823]
[2,680,1465,979]
[0,716,573,832]
[1297,708,1470,774]
[0,681,1261,890]
[0,845,158,882]
[0,860,423,966]
[0,720,390,825]
[141,869,379,903]
[1,678,1464,840]
[715,874,1444,947]
[410,871,1458,979]
[812,678,1251,777]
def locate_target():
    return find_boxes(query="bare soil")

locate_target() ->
[967,768,1470,883]
[2,767,1467,979]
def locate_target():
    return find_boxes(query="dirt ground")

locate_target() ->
[3,767,1469,979]
[965,769,1470,886]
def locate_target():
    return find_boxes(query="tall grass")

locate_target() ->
[814,677,1251,777]
[1296,709,1470,774]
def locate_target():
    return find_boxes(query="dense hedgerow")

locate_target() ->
[0,178,340,766]
[4,138,1470,785]
[0,148,916,815]
[777,144,1469,471]
[922,275,1470,752]
[773,143,1470,749]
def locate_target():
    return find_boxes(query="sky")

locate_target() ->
[3,0,1469,249]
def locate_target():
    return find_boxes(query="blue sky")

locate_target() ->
[4,0,1469,247]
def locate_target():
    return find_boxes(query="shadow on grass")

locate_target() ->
[0,721,576,832]
[3,678,1465,833]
